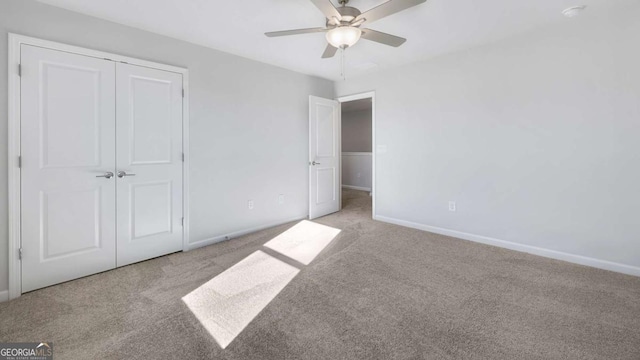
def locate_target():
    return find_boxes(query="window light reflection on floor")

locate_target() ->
[263,220,341,265]
[182,250,299,349]
[182,221,341,349]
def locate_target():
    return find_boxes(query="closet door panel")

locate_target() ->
[116,63,183,266]
[20,45,117,292]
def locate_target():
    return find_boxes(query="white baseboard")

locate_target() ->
[0,290,8,303]
[342,185,371,192]
[374,215,640,277]
[186,215,307,251]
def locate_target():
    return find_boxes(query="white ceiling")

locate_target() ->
[37,0,633,81]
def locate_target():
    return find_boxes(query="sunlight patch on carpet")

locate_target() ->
[263,220,341,265]
[182,250,299,349]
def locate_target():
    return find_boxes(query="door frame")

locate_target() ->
[7,33,191,300]
[336,91,376,219]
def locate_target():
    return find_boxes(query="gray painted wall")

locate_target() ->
[341,102,372,190]
[341,108,372,153]
[342,154,372,190]
[336,5,640,270]
[0,0,333,293]
[2,0,639,296]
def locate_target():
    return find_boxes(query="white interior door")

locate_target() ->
[115,63,184,267]
[20,45,117,292]
[309,96,341,219]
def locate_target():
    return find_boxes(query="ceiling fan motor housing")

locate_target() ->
[326,6,362,26]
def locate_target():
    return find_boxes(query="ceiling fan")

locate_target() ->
[265,0,427,58]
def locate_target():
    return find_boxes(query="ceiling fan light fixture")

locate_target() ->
[326,26,362,49]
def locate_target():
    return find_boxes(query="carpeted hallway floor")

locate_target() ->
[1,189,639,359]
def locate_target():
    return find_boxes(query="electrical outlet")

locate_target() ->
[278,194,285,205]
[248,200,254,210]
[448,201,456,212]
[357,172,361,178]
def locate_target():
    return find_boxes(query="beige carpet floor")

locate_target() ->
[1,189,639,359]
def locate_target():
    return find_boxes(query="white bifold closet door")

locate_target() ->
[20,45,183,292]
[115,63,183,267]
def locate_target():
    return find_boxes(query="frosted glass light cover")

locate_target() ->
[326,26,362,48]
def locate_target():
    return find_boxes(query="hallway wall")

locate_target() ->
[342,101,372,191]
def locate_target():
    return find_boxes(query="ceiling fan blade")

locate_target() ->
[265,27,328,37]
[361,29,407,47]
[309,0,342,20]
[355,0,427,25]
[321,44,338,58]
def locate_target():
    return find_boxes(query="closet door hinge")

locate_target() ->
[182,88,185,98]
[181,153,185,162]
[18,156,21,168]
[18,248,23,260]
[18,64,21,77]
[181,217,184,227]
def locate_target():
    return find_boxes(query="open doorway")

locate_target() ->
[338,92,375,218]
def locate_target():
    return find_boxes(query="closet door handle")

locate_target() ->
[96,172,114,179]
[117,171,136,178]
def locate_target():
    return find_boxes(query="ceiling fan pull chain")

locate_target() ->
[341,47,346,81]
